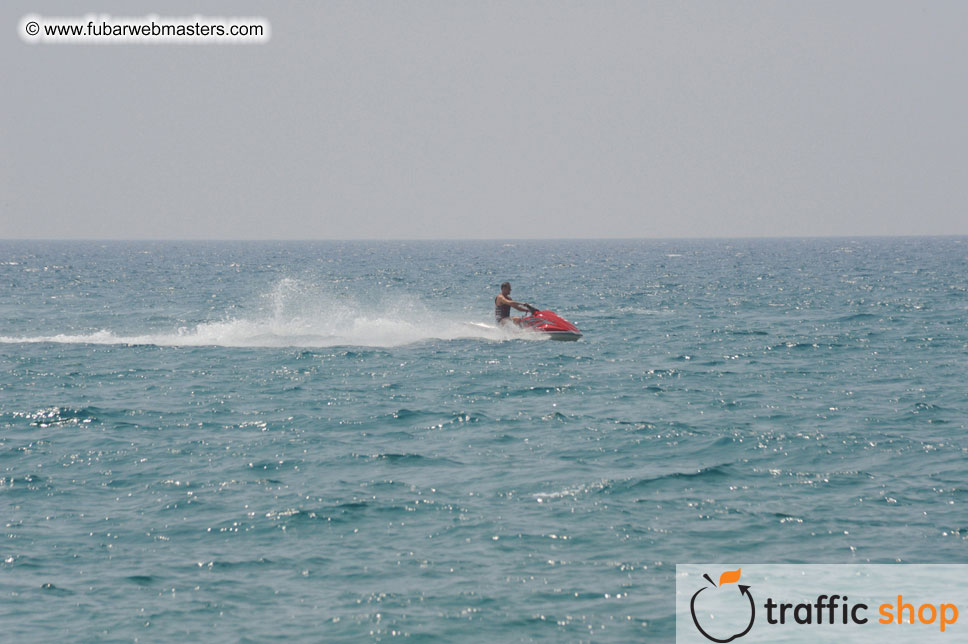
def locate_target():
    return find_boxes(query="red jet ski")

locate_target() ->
[518,305,582,341]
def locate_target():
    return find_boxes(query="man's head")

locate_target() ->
[501,282,511,295]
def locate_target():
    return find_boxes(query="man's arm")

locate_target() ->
[497,294,530,312]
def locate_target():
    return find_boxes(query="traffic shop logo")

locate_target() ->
[689,568,755,643]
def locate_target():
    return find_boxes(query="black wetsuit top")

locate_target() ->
[495,297,511,323]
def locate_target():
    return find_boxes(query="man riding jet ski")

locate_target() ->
[494,282,532,326]
[494,282,582,341]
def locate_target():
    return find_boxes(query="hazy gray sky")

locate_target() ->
[4,1,967,239]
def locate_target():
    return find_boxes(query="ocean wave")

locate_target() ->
[0,319,512,349]
[0,279,541,348]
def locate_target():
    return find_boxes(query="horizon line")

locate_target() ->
[2,233,967,243]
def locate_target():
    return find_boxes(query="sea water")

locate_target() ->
[1,238,966,642]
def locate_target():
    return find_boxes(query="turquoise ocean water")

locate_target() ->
[1,238,966,642]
